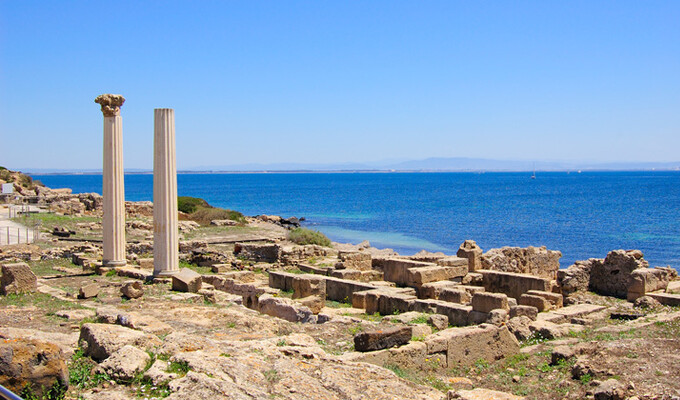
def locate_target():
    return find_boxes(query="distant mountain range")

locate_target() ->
[20,157,680,174]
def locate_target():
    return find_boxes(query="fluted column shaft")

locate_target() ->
[153,108,179,276]
[96,94,127,267]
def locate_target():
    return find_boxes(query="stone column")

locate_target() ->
[95,94,127,267]
[153,109,179,276]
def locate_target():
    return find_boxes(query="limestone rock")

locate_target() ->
[551,345,575,365]
[593,378,626,400]
[506,316,533,341]
[78,283,99,299]
[633,295,661,309]
[354,326,413,352]
[487,309,508,326]
[96,345,150,381]
[0,338,69,398]
[172,268,202,293]
[298,295,324,314]
[78,323,161,361]
[627,266,677,300]
[120,280,144,299]
[428,314,449,331]
[258,294,317,323]
[1,262,37,295]
[143,359,178,385]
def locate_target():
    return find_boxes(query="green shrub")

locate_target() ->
[190,207,245,225]
[177,196,209,214]
[288,228,331,247]
[177,196,245,226]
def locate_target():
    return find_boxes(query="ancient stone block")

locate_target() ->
[481,246,561,279]
[324,276,376,302]
[589,249,648,298]
[268,270,296,291]
[406,266,467,287]
[331,269,361,280]
[557,260,593,296]
[292,275,326,299]
[354,326,412,352]
[1,262,37,295]
[471,292,509,313]
[378,258,434,286]
[172,268,202,293]
[298,295,324,314]
[211,264,230,273]
[78,283,99,299]
[449,388,525,400]
[338,251,372,271]
[120,280,144,299]
[435,303,472,327]
[456,240,483,271]
[258,294,316,323]
[519,294,551,312]
[509,305,538,321]
[428,314,449,330]
[480,270,551,300]
[526,290,563,308]
[429,324,519,368]
[419,280,461,300]
[439,288,471,304]
[627,266,677,300]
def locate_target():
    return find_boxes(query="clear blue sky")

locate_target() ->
[1,1,679,170]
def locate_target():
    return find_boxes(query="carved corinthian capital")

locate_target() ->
[95,94,126,117]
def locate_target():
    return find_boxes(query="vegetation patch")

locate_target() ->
[178,196,245,225]
[288,228,331,247]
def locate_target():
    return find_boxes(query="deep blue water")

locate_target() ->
[31,171,680,270]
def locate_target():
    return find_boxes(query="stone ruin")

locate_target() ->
[91,236,677,375]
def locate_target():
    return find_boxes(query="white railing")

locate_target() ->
[0,226,39,245]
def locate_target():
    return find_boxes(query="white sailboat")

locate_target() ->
[531,163,536,179]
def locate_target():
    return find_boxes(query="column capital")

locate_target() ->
[95,94,126,117]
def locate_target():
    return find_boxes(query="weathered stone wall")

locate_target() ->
[480,270,551,300]
[588,250,648,298]
[481,246,561,279]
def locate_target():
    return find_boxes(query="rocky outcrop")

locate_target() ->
[481,246,561,279]
[0,338,69,398]
[557,260,594,296]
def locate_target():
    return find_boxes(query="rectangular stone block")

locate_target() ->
[519,294,551,312]
[480,270,551,300]
[1,262,37,295]
[354,326,412,352]
[324,276,376,303]
[376,258,434,286]
[419,280,461,300]
[268,270,296,291]
[338,251,372,271]
[435,303,471,327]
[298,263,332,276]
[526,290,563,308]
[439,288,471,304]
[292,275,326,299]
[406,266,467,287]
[330,269,361,280]
[471,292,510,313]
[627,267,677,300]
[445,325,519,368]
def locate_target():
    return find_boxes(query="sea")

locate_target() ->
[30,171,680,270]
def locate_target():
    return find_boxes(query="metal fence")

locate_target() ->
[0,226,39,245]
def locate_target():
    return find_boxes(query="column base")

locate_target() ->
[102,260,127,267]
[154,269,180,277]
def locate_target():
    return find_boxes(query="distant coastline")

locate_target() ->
[17,156,680,175]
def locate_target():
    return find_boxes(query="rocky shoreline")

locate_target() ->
[1,168,680,400]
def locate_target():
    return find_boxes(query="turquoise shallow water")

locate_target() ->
[31,171,680,270]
